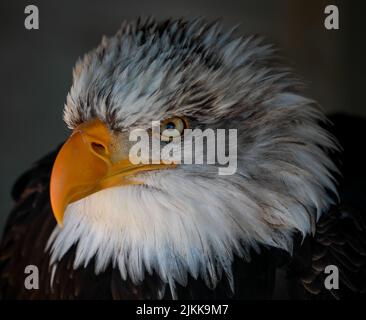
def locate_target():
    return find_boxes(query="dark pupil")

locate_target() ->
[166,122,176,130]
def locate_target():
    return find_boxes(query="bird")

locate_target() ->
[0,17,365,300]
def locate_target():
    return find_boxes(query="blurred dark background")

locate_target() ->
[0,0,364,234]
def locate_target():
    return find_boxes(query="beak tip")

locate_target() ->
[50,195,64,227]
[50,198,65,227]
[54,213,63,226]
[53,212,64,227]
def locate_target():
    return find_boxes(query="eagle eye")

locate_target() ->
[160,117,188,142]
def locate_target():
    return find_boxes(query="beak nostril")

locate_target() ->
[91,142,107,155]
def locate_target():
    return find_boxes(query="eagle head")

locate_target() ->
[47,18,338,296]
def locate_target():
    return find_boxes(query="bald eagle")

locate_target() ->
[0,18,365,300]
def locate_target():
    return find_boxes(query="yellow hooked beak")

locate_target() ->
[50,119,173,226]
